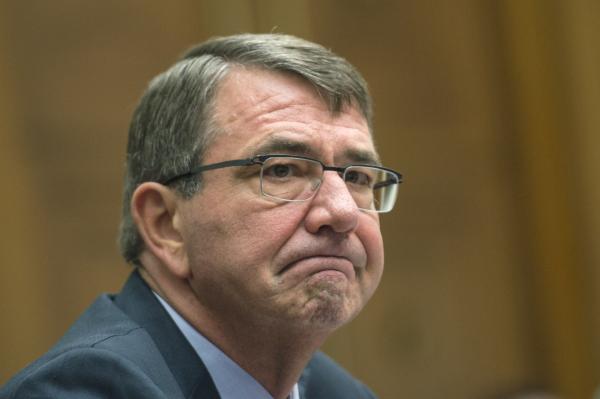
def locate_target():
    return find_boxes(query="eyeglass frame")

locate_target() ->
[159,154,403,212]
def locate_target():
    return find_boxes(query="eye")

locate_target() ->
[271,164,292,177]
[345,169,373,187]
[262,160,301,179]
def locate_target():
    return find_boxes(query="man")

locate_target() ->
[1,33,401,399]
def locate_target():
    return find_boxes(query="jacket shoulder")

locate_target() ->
[1,295,182,399]
[1,345,174,399]
[301,351,378,399]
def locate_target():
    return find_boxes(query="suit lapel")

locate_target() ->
[114,270,221,399]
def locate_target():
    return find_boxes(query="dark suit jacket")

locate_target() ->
[1,270,377,398]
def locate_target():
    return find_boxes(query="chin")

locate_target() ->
[302,279,362,329]
[309,302,351,327]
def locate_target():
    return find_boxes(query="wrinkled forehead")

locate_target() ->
[215,66,366,119]
[206,67,377,163]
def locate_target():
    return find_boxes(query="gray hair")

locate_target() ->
[118,33,373,264]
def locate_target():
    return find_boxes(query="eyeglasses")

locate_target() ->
[160,154,402,212]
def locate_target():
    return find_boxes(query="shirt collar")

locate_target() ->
[154,293,300,399]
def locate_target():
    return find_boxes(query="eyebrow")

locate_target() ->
[343,148,381,166]
[250,137,314,157]
[249,135,381,166]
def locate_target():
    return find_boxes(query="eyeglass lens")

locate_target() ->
[259,156,398,212]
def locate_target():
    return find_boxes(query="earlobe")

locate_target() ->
[131,182,190,279]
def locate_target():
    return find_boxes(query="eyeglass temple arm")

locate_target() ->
[373,177,402,190]
[160,158,256,185]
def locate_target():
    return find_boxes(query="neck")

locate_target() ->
[138,264,331,399]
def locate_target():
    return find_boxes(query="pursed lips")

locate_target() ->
[278,251,363,281]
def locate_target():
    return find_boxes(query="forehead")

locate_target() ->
[206,67,377,163]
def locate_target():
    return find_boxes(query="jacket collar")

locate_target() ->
[113,270,221,399]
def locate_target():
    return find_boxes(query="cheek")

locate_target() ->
[238,206,306,261]
[206,202,306,269]
[353,221,384,311]
[357,216,385,277]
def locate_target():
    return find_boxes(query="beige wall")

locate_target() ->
[1,1,599,398]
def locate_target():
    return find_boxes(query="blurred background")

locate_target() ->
[1,1,599,398]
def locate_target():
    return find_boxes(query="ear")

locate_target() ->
[131,182,190,279]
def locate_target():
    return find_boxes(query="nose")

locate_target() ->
[303,171,360,234]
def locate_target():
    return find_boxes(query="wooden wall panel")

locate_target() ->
[498,1,597,397]
[1,1,599,398]
[557,0,600,377]
[0,3,51,381]
[311,2,538,397]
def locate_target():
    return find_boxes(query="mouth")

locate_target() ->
[279,255,356,281]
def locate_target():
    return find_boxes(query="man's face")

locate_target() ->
[178,67,384,332]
